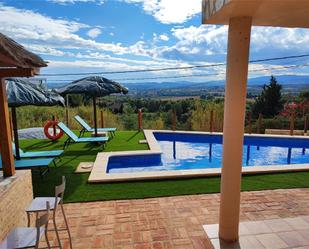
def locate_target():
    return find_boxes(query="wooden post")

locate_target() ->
[222,119,224,132]
[138,109,142,130]
[257,113,263,134]
[304,114,308,134]
[11,107,20,160]
[0,78,15,177]
[209,110,214,133]
[290,112,295,136]
[172,109,177,131]
[66,95,69,127]
[93,97,98,137]
[52,115,57,137]
[219,17,252,242]
[303,114,308,154]
[9,110,13,140]
[100,110,105,128]
[248,111,252,134]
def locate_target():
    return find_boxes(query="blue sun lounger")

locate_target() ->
[12,143,63,159]
[74,115,116,137]
[57,122,109,149]
[0,157,55,175]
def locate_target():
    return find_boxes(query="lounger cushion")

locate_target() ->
[0,158,54,169]
[19,150,63,158]
[88,128,116,132]
[75,115,92,131]
[12,142,63,158]
[75,115,116,132]
[57,122,79,141]
[58,122,109,143]
[77,137,108,142]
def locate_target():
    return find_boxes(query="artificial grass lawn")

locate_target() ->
[19,130,309,203]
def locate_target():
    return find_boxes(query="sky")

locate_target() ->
[0,0,309,85]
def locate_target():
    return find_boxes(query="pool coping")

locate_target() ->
[88,130,309,183]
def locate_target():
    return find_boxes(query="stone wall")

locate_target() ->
[0,170,33,241]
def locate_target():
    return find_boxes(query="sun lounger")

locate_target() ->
[0,157,55,175]
[74,115,116,137]
[57,122,108,149]
[12,142,63,159]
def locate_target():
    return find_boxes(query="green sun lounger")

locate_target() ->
[74,115,116,137]
[57,122,109,150]
[0,157,55,175]
[12,143,63,159]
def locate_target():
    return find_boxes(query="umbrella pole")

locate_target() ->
[66,95,70,127]
[93,97,98,137]
[11,107,20,160]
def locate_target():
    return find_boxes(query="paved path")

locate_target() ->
[47,188,309,249]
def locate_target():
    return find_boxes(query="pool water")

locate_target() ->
[107,132,309,173]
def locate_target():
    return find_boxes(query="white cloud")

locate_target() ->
[0,5,127,54]
[123,0,201,24]
[48,0,104,5]
[156,24,309,62]
[1,3,309,84]
[87,28,102,38]
[159,34,169,41]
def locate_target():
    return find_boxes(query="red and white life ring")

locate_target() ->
[44,120,64,141]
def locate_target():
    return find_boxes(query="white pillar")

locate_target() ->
[219,16,252,242]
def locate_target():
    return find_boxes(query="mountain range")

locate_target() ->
[121,75,309,91]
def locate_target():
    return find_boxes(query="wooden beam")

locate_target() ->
[0,68,39,78]
[93,97,98,137]
[100,110,105,128]
[172,109,177,131]
[0,78,15,177]
[209,110,214,133]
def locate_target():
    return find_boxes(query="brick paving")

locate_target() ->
[48,188,309,249]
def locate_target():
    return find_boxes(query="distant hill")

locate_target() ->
[47,75,309,95]
[121,75,309,91]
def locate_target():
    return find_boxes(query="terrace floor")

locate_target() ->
[42,188,309,249]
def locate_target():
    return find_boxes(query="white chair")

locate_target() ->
[26,176,72,249]
[0,202,51,249]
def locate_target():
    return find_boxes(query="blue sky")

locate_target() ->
[1,0,309,85]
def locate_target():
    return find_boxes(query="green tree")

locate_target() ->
[299,90,309,101]
[252,76,283,118]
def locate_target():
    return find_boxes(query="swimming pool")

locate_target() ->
[107,132,309,173]
[88,130,309,182]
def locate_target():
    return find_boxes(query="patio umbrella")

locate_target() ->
[56,76,128,136]
[6,78,65,160]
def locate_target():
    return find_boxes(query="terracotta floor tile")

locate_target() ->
[44,188,309,249]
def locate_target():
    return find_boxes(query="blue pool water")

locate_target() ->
[107,132,309,173]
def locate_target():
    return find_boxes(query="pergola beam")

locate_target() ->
[0,68,37,78]
[202,0,309,28]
